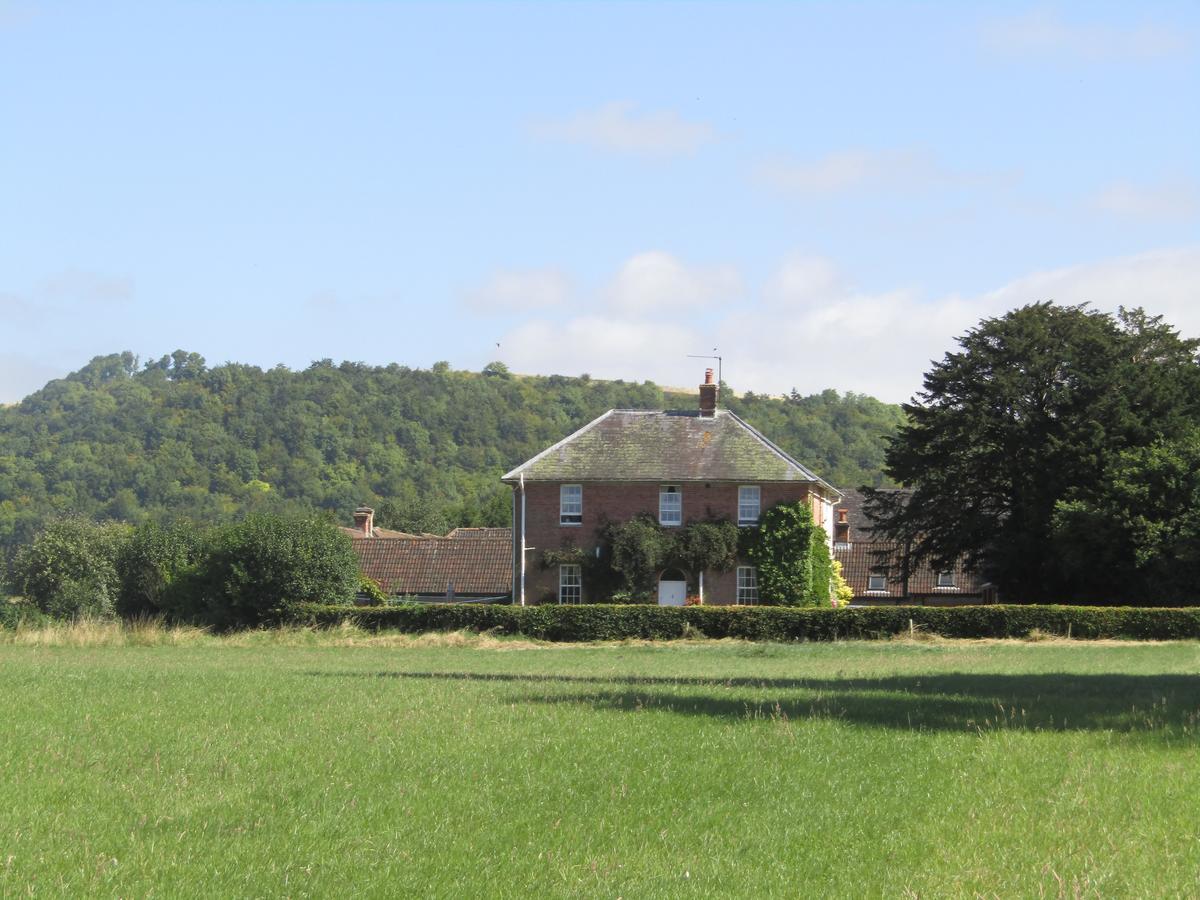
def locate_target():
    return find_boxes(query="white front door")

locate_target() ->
[657,580,687,606]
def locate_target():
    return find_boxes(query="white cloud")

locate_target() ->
[973,246,1200,334]
[500,316,702,385]
[606,252,741,315]
[764,255,844,307]
[756,150,918,194]
[496,246,1200,404]
[982,11,1191,61]
[532,101,715,156]
[463,268,571,314]
[1090,179,1199,221]
[753,149,994,196]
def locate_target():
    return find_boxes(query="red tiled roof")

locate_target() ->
[447,527,511,541]
[834,541,987,598]
[339,525,427,539]
[353,536,511,596]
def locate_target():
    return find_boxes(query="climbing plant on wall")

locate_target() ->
[544,516,741,600]
[741,501,833,607]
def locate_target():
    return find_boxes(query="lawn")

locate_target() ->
[1,628,1199,897]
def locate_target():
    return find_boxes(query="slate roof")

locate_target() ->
[834,488,875,536]
[353,534,512,596]
[502,409,838,495]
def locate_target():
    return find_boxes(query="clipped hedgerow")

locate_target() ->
[292,603,1200,642]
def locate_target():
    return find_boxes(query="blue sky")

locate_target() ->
[2,1,1198,403]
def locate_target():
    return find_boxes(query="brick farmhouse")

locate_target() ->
[502,371,841,605]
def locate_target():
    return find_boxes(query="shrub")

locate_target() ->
[293,602,1200,642]
[8,517,131,620]
[116,522,210,618]
[358,575,388,605]
[609,590,654,604]
[197,514,360,626]
[831,559,854,607]
[1,597,50,629]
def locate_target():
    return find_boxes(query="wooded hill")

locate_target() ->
[0,351,904,556]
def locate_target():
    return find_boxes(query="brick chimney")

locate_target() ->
[698,368,718,417]
[835,508,849,544]
[352,506,375,537]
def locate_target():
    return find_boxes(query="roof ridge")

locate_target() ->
[502,409,616,481]
[725,411,841,498]
[501,407,839,490]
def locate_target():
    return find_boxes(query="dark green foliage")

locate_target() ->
[809,532,834,608]
[0,354,903,558]
[295,602,1200,641]
[742,502,831,606]
[7,517,131,619]
[1052,427,1200,604]
[605,515,676,596]
[675,520,740,573]
[869,304,1200,603]
[6,513,358,625]
[116,522,209,617]
[601,516,740,597]
[0,598,49,629]
[195,515,360,626]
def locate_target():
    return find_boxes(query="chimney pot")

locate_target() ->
[704,368,714,385]
[353,506,375,537]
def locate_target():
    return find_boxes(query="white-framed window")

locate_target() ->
[867,570,887,592]
[659,485,682,526]
[936,571,956,589]
[738,485,761,525]
[560,484,582,525]
[736,566,759,605]
[559,564,582,604]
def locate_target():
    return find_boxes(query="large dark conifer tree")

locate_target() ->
[866,303,1200,603]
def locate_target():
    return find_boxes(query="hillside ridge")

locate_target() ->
[0,351,905,555]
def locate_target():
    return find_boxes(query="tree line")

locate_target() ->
[5,514,359,627]
[0,352,903,564]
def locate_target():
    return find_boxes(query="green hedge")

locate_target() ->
[294,603,1200,642]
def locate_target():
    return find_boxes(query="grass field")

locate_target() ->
[2,626,1199,897]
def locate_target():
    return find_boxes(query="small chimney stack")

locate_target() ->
[353,506,375,537]
[698,368,718,417]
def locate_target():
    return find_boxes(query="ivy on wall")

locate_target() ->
[540,503,835,606]
[741,501,834,607]
[542,515,740,601]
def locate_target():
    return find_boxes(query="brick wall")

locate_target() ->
[510,480,815,605]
